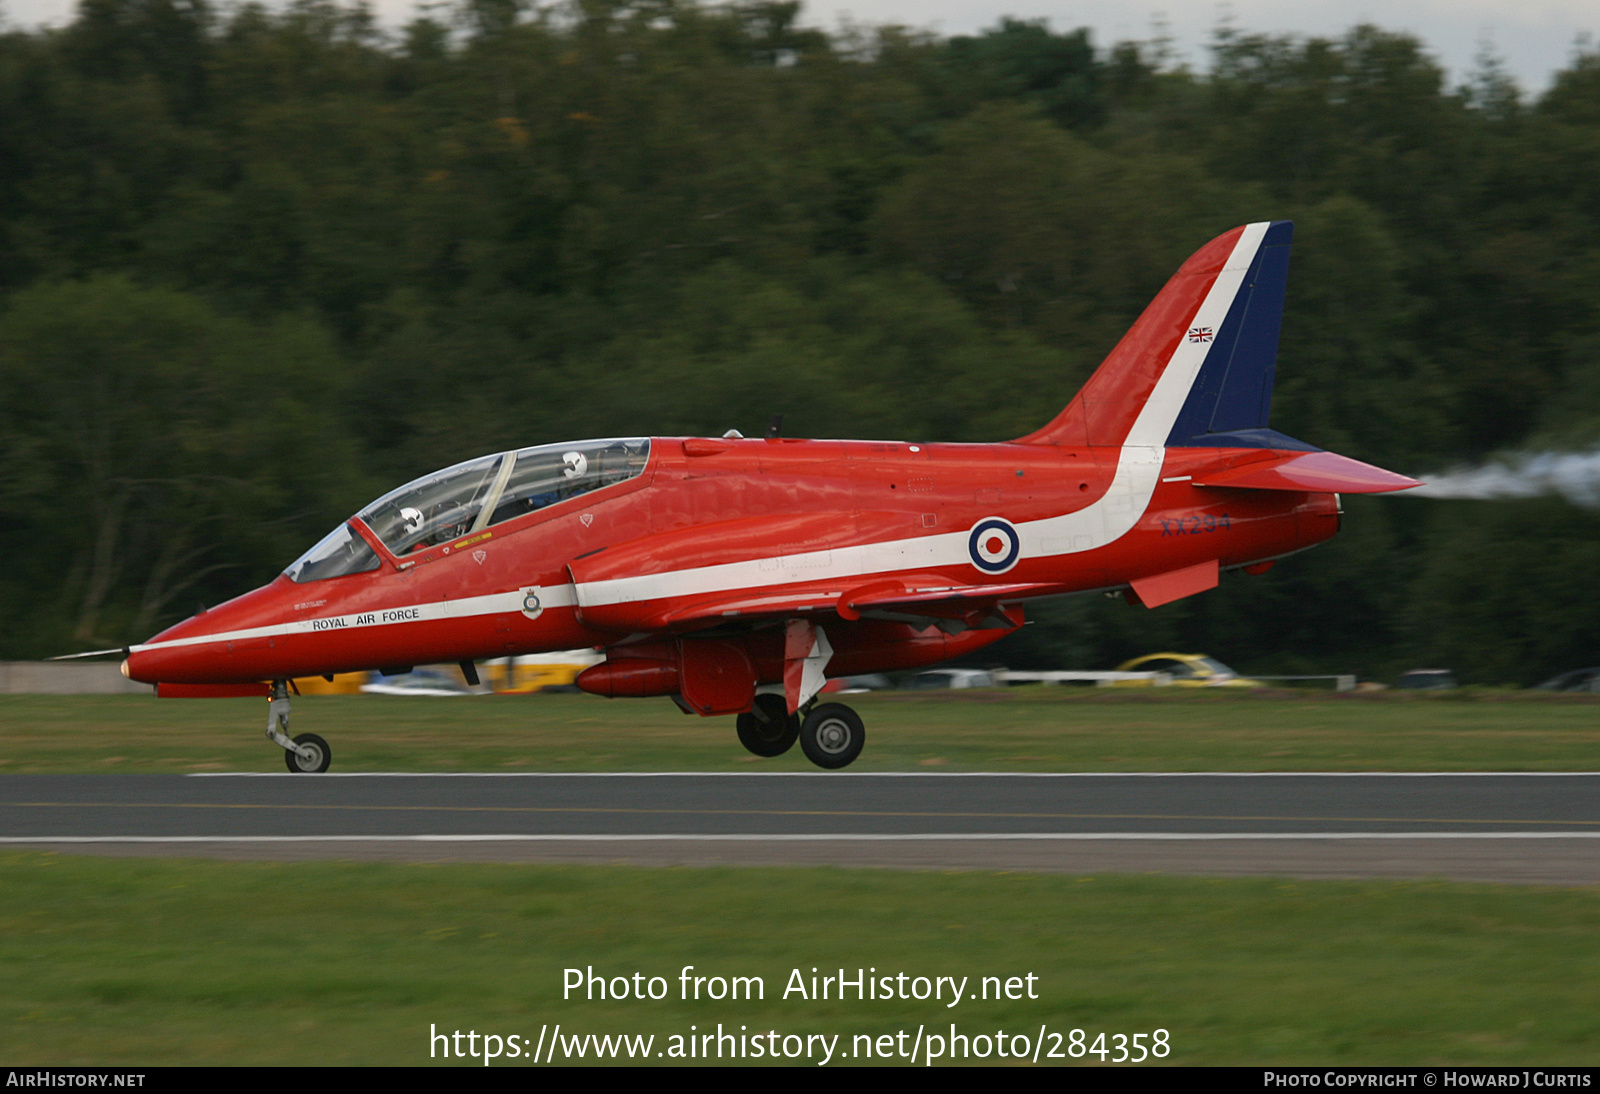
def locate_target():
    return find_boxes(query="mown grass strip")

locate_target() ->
[4,690,1600,773]
[1,852,1597,1065]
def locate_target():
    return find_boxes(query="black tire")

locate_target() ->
[799,703,865,769]
[285,732,332,773]
[736,694,799,757]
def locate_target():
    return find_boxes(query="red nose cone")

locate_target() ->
[123,579,293,685]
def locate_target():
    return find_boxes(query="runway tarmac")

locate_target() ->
[3,772,1599,884]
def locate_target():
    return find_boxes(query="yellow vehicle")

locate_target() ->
[482,650,604,694]
[290,671,370,695]
[1112,653,1260,687]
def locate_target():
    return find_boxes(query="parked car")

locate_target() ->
[360,668,477,696]
[482,650,604,694]
[901,668,998,690]
[1111,653,1259,687]
[1395,669,1458,691]
[1534,668,1600,692]
[821,673,894,694]
[290,671,369,695]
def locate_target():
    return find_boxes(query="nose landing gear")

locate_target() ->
[266,680,333,773]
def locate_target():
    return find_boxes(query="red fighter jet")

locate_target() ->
[117,220,1418,771]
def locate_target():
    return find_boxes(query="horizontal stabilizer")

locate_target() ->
[1194,451,1421,494]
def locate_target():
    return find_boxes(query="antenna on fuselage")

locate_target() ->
[766,414,783,439]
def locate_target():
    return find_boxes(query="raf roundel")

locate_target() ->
[520,587,544,620]
[967,517,1021,574]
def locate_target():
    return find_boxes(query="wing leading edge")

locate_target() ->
[576,577,1039,634]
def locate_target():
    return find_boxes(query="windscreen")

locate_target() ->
[284,523,381,583]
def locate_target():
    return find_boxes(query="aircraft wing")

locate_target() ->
[575,567,1042,634]
[638,585,866,630]
[839,581,1044,620]
[1193,450,1420,494]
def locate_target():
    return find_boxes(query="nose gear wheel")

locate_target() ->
[284,733,332,773]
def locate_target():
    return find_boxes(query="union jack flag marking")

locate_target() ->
[1188,327,1214,343]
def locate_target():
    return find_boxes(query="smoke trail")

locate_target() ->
[1407,449,1600,507]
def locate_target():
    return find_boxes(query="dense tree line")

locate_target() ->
[4,0,1600,682]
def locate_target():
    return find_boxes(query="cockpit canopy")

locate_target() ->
[285,438,650,582]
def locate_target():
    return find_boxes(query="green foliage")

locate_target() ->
[1406,499,1600,685]
[0,276,359,653]
[939,18,1104,128]
[1271,195,1448,468]
[872,103,1258,352]
[1,1,1598,679]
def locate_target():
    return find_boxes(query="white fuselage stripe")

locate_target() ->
[131,587,577,654]
[577,225,1267,611]
[1124,222,1268,447]
[577,448,1166,608]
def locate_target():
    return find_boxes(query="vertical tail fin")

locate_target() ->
[1016,221,1302,449]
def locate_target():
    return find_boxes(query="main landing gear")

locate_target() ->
[736,694,799,757]
[799,703,865,770]
[266,679,332,773]
[736,694,865,770]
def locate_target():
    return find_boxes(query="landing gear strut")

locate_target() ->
[267,679,332,773]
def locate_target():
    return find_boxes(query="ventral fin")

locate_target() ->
[1127,559,1219,609]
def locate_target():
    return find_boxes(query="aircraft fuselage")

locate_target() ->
[124,436,1336,688]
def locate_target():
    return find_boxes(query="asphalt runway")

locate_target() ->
[4,772,1600,884]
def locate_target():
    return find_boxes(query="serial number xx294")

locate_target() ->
[1159,513,1230,537]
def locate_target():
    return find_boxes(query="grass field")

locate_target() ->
[3,688,1600,772]
[7,689,1600,1066]
[2,851,1598,1066]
